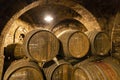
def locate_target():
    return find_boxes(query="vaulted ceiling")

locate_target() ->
[0,0,120,33]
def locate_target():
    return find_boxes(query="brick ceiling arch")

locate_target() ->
[1,0,101,55]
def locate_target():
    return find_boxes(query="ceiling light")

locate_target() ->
[44,15,53,23]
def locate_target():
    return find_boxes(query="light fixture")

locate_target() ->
[44,15,53,23]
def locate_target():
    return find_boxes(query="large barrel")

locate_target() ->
[73,57,120,80]
[23,29,59,62]
[3,59,44,80]
[85,30,111,55]
[56,29,90,58]
[43,60,74,80]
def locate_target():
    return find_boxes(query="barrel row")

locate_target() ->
[54,29,111,57]
[4,29,111,63]
[3,59,74,80]
[4,57,120,80]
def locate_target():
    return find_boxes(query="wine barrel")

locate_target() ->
[95,62,118,80]
[3,59,44,80]
[85,30,111,55]
[4,44,25,59]
[74,58,120,80]
[56,29,90,58]
[23,29,59,62]
[103,57,120,79]
[74,62,107,80]
[43,60,74,80]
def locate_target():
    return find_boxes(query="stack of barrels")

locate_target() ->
[3,28,120,80]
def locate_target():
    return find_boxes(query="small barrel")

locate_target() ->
[56,29,90,58]
[74,58,120,80]
[3,59,44,80]
[4,44,25,59]
[85,30,111,55]
[43,60,74,80]
[23,29,59,62]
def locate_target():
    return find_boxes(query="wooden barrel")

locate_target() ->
[74,62,107,80]
[23,29,59,62]
[56,29,90,58]
[43,60,74,80]
[85,30,111,55]
[103,57,120,79]
[74,58,120,80]
[95,61,118,80]
[3,59,44,80]
[4,44,25,59]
